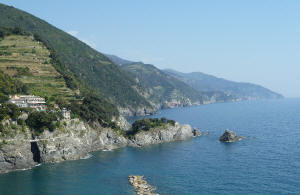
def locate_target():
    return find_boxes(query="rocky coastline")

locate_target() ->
[0,118,201,174]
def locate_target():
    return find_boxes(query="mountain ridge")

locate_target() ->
[106,54,283,101]
[105,54,237,108]
[164,69,283,100]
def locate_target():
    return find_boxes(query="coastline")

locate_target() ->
[0,118,201,174]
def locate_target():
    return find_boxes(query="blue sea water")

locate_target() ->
[0,99,300,195]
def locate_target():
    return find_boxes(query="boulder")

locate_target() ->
[219,129,243,142]
[192,128,202,137]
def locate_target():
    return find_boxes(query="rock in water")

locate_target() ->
[128,175,159,195]
[192,128,202,137]
[219,129,243,142]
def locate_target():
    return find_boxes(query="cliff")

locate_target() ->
[0,119,200,174]
[129,122,199,146]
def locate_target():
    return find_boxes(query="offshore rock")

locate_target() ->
[128,175,159,195]
[192,128,202,136]
[219,129,243,142]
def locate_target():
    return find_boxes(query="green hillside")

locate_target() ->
[0,34,75,100]
[0,27,119,126]
[122,62,203,106]
[106,54,239,106]
[0,70,27,103]
[0,3,151,113]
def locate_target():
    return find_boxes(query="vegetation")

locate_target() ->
[69,91,119,126]
[122,62,203,104]
[127,117,176,136]
[0,103,22,121]
[0,70,27,103]
[0,33,74,101]
[26,111,60,133]
[0,26,28,39]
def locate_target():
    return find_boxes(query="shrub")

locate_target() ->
[0,70,28,99]
[0,93,8,103]
[127,117,176,136]
[69,91,119,126]
[0,123,4,132]
[26,111,59,133]
[17,118,25,126]
[0,103,21,121]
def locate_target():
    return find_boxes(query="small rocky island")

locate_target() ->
[128,175,159,195]
[219,129,244,142]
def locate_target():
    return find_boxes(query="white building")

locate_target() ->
[62,108,71,119]
[9,95,46,111]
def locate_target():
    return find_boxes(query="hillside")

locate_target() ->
[122,62,203,107]
[0,3,152,115]
[0,34,75,100]
[164,69,283,100]
[104,54,135,66]
[106,54,237,107]
[0,27,120,126]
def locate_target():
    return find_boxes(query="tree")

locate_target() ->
[0,93,8,104]
[26,112,58,133]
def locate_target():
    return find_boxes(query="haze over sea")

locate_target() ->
[0,99,299,195]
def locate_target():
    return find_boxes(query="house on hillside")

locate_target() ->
[9,95,46,111]
[62,108,71,120]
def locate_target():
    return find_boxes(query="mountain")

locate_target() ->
[103,54,135,66]
[164,69,283,100]
[106,55,236,107]
[122,62,202,108]
[0,3,153,116]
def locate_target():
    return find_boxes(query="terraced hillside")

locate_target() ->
[0,3,152,114]
[0,34,75,101]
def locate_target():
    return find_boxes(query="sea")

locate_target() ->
[0,98,300,195]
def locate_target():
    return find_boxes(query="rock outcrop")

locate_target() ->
[0,119,128,174]
[0,119,199,174]
[129,122,201,146]
[219,129,243,142]
[118,107,156,117]
[128,175,159,195]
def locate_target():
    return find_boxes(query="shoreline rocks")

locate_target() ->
[128,175,159,195]
[129,123,201,146]
[219,129,244,142]
[192,128,202,136]
[0,119,200,174]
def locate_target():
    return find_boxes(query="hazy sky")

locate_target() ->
[1,0,299,97]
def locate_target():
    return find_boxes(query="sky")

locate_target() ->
[1,0,299,97]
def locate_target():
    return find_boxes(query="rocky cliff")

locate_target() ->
[129,122,200,146]
[0,119,200,174]
[0,119,128,174]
